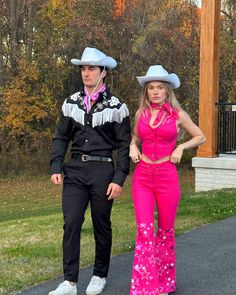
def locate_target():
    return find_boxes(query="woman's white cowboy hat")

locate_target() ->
[71,47,117,70]
[137,65,180,89]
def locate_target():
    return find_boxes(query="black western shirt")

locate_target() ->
[50,87,131,187]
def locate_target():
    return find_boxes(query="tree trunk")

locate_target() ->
[0,128,7,173]
[27,3,33,62]
[9,0,18,75]
[0,53,3,87]
[0,27,4,87]
[233,0,236,40]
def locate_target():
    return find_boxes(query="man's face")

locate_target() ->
[81,65,106,88]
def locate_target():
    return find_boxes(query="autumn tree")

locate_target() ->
[0,0,235,174]
[220,0,236,102]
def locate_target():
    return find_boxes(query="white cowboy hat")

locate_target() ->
[137,65,180,89]
[71,47,117,70]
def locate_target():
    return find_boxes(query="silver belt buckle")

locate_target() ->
[82,154,89,162]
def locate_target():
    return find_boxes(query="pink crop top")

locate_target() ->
[137,103,179,161]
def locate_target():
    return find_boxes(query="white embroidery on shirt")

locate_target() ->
[70,92,81,101]
[109,96,120,106]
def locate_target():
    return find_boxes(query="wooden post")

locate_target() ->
[197,0,221,157]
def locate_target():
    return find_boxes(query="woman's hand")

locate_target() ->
[129,143,142,163]
[170,145,184,164]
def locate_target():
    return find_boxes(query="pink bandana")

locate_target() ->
[84,84,106,113]
[150,102,178,127]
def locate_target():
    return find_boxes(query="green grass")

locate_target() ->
[0,169,236,295]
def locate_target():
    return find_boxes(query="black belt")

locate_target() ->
[73,154,112,163]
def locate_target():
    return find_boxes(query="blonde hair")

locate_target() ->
[136,81,184,139]
[138,81,182,113]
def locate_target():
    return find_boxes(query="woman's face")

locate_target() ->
[147,81,167,105]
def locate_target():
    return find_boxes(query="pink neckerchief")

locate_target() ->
[84,84,106,113]
[150,102,178,127]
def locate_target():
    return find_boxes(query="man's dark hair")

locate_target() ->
[99,66,108,82]
[98,66,108,71]
[79,65,107,71]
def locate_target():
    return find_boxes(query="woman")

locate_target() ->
[129,65,205,295]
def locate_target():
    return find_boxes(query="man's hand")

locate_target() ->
[51,174,62,185]
[107,183,122,200]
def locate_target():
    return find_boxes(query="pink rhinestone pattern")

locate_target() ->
[130,223,176,295]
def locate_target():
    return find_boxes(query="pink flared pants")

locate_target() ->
[130,160,181,295]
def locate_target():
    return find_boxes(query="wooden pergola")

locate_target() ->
[197,0,221,157]
[191,0,236,192]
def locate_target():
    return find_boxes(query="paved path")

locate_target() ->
[15,216,236,295]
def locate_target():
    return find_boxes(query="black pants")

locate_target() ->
[62,159,114,282]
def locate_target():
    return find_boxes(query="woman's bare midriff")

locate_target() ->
[141,154,171,164]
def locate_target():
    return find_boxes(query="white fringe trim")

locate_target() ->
[62,100,85,126]
[92,103,129,127]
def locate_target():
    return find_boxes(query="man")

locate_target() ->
[49,47,131,295]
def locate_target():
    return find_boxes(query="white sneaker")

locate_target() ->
[86,275,106,295]
[48,280,77,295]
